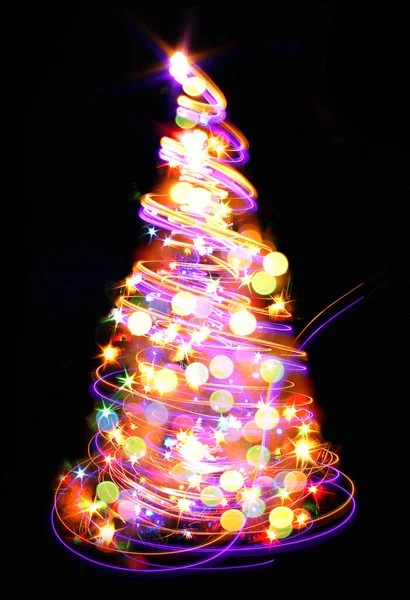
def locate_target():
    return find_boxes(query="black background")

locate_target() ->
[22,1,406,595]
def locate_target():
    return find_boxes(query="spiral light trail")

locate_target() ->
[52,50,354,572]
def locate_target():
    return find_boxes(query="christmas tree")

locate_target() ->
[53,51,354,572]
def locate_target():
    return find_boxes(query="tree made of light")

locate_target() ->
[53,51,354,572]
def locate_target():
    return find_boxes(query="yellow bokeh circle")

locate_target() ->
[172,291,197,316]
[180,437,206,463]
[201,485,223,507]
[255,406,280,430]
[269,506,294,529]
[96,481,120,504]
[246,445,271,467]
[220,509,246,532]
[209,389,234,413]
[183,76,207,97]
[229,310,257,336]
[209,355,234,379]
[170,181,193,204]
[251,271,277,295]
[128,311,152,336]
[263,252,289,276]
[219,469,244,492]
[154,368,178,393]
[260,359,284,383]
[123,436,147,459]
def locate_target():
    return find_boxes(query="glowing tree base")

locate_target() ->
[53,439,354,572]
[53,50,354,573]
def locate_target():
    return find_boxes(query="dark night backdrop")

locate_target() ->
[22,1,406,596]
